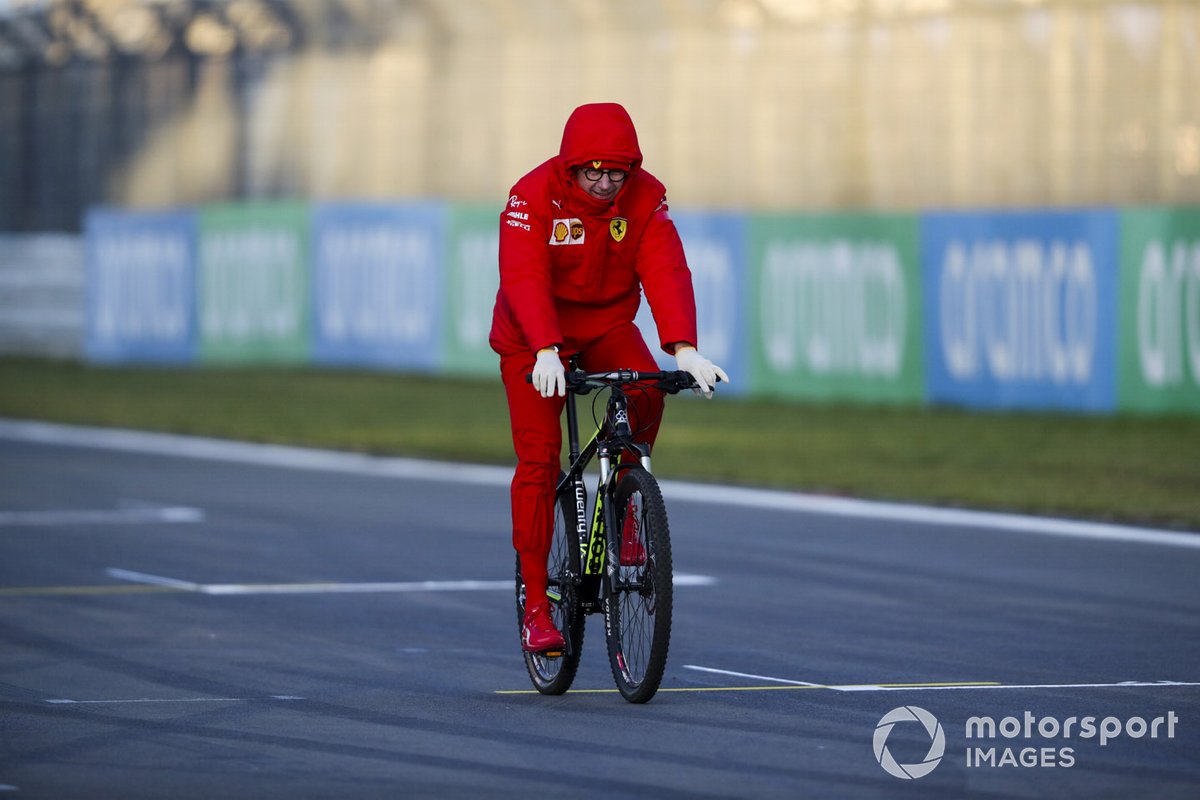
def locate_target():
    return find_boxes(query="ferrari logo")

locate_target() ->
[610,217,627,242]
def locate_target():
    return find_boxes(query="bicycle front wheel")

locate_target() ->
[517,482,584,695]
[605,467,673,703]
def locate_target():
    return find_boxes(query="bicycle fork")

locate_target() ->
[591,390,652,603]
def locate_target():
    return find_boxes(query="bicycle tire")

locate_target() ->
[516,482,585,694]
[604,467,673,703]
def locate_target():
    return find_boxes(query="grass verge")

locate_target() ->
[2,357,1198,531]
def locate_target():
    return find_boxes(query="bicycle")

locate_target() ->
[516,361,710,703]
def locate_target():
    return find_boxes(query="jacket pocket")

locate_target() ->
[551,246,593,296]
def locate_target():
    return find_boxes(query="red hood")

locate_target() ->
[556,103,643,212]
[557,103,643,174]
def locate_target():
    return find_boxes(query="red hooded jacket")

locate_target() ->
[489,103,698,357]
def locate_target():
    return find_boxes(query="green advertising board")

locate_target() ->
[1118,208,1200,413]
[747,213,923,403]
[198,202,310,364]
[442,202,501,377]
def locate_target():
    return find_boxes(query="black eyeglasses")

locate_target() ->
[581,167,627,183]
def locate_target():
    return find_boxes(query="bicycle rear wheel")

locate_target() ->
[516,483,584,695]
[605,467,673,703]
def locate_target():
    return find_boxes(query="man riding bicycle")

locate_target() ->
[490,102,729,653]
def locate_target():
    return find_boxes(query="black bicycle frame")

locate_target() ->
[554,364,654,615]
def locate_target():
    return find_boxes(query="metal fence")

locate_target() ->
[1,0,1197,232]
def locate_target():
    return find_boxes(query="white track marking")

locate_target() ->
[683,664,824,687]
[657,481,1200,549]
[672,574,718,586]
[201,579,514,595]
[4,418,1197,549]
[683,665,1200,693]
[829,680,1200,692]
[0,418,514,485]
[105,568,201,591]
[105,568,716,595]
[45,696,303,705]
[0,506,204,526]
[498,680,1200,695]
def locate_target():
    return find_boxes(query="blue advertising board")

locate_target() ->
[635,210,747,395]
[85,208,197,363]
[921,210,1120,412]
[311,203,446,370]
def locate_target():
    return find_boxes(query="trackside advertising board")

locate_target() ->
[311,203,445,371]
[198,202,310,364]
[442,203,500,377]
[922,210,1119,412]
[80,201,1200,416]
[1118,208,1200,414]
[85,208,196,363]
[635,211,748,395]
[746,213,924,403]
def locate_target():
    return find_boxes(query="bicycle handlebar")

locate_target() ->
[524,369,720,395]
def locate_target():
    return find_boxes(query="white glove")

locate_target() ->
[531,348,565,398]
[675,346,729,399]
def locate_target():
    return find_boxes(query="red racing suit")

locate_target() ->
[490,103,698,606]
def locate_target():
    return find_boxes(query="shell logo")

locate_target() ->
[549,218,585,245]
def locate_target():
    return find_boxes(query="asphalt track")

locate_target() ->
[1,419,1198,799]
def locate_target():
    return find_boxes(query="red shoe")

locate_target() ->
[521,602,565,653]
[620,501,647,566]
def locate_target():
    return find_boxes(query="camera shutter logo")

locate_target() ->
[873,706,946,779]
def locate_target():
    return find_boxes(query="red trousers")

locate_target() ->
[500,322,664,606]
